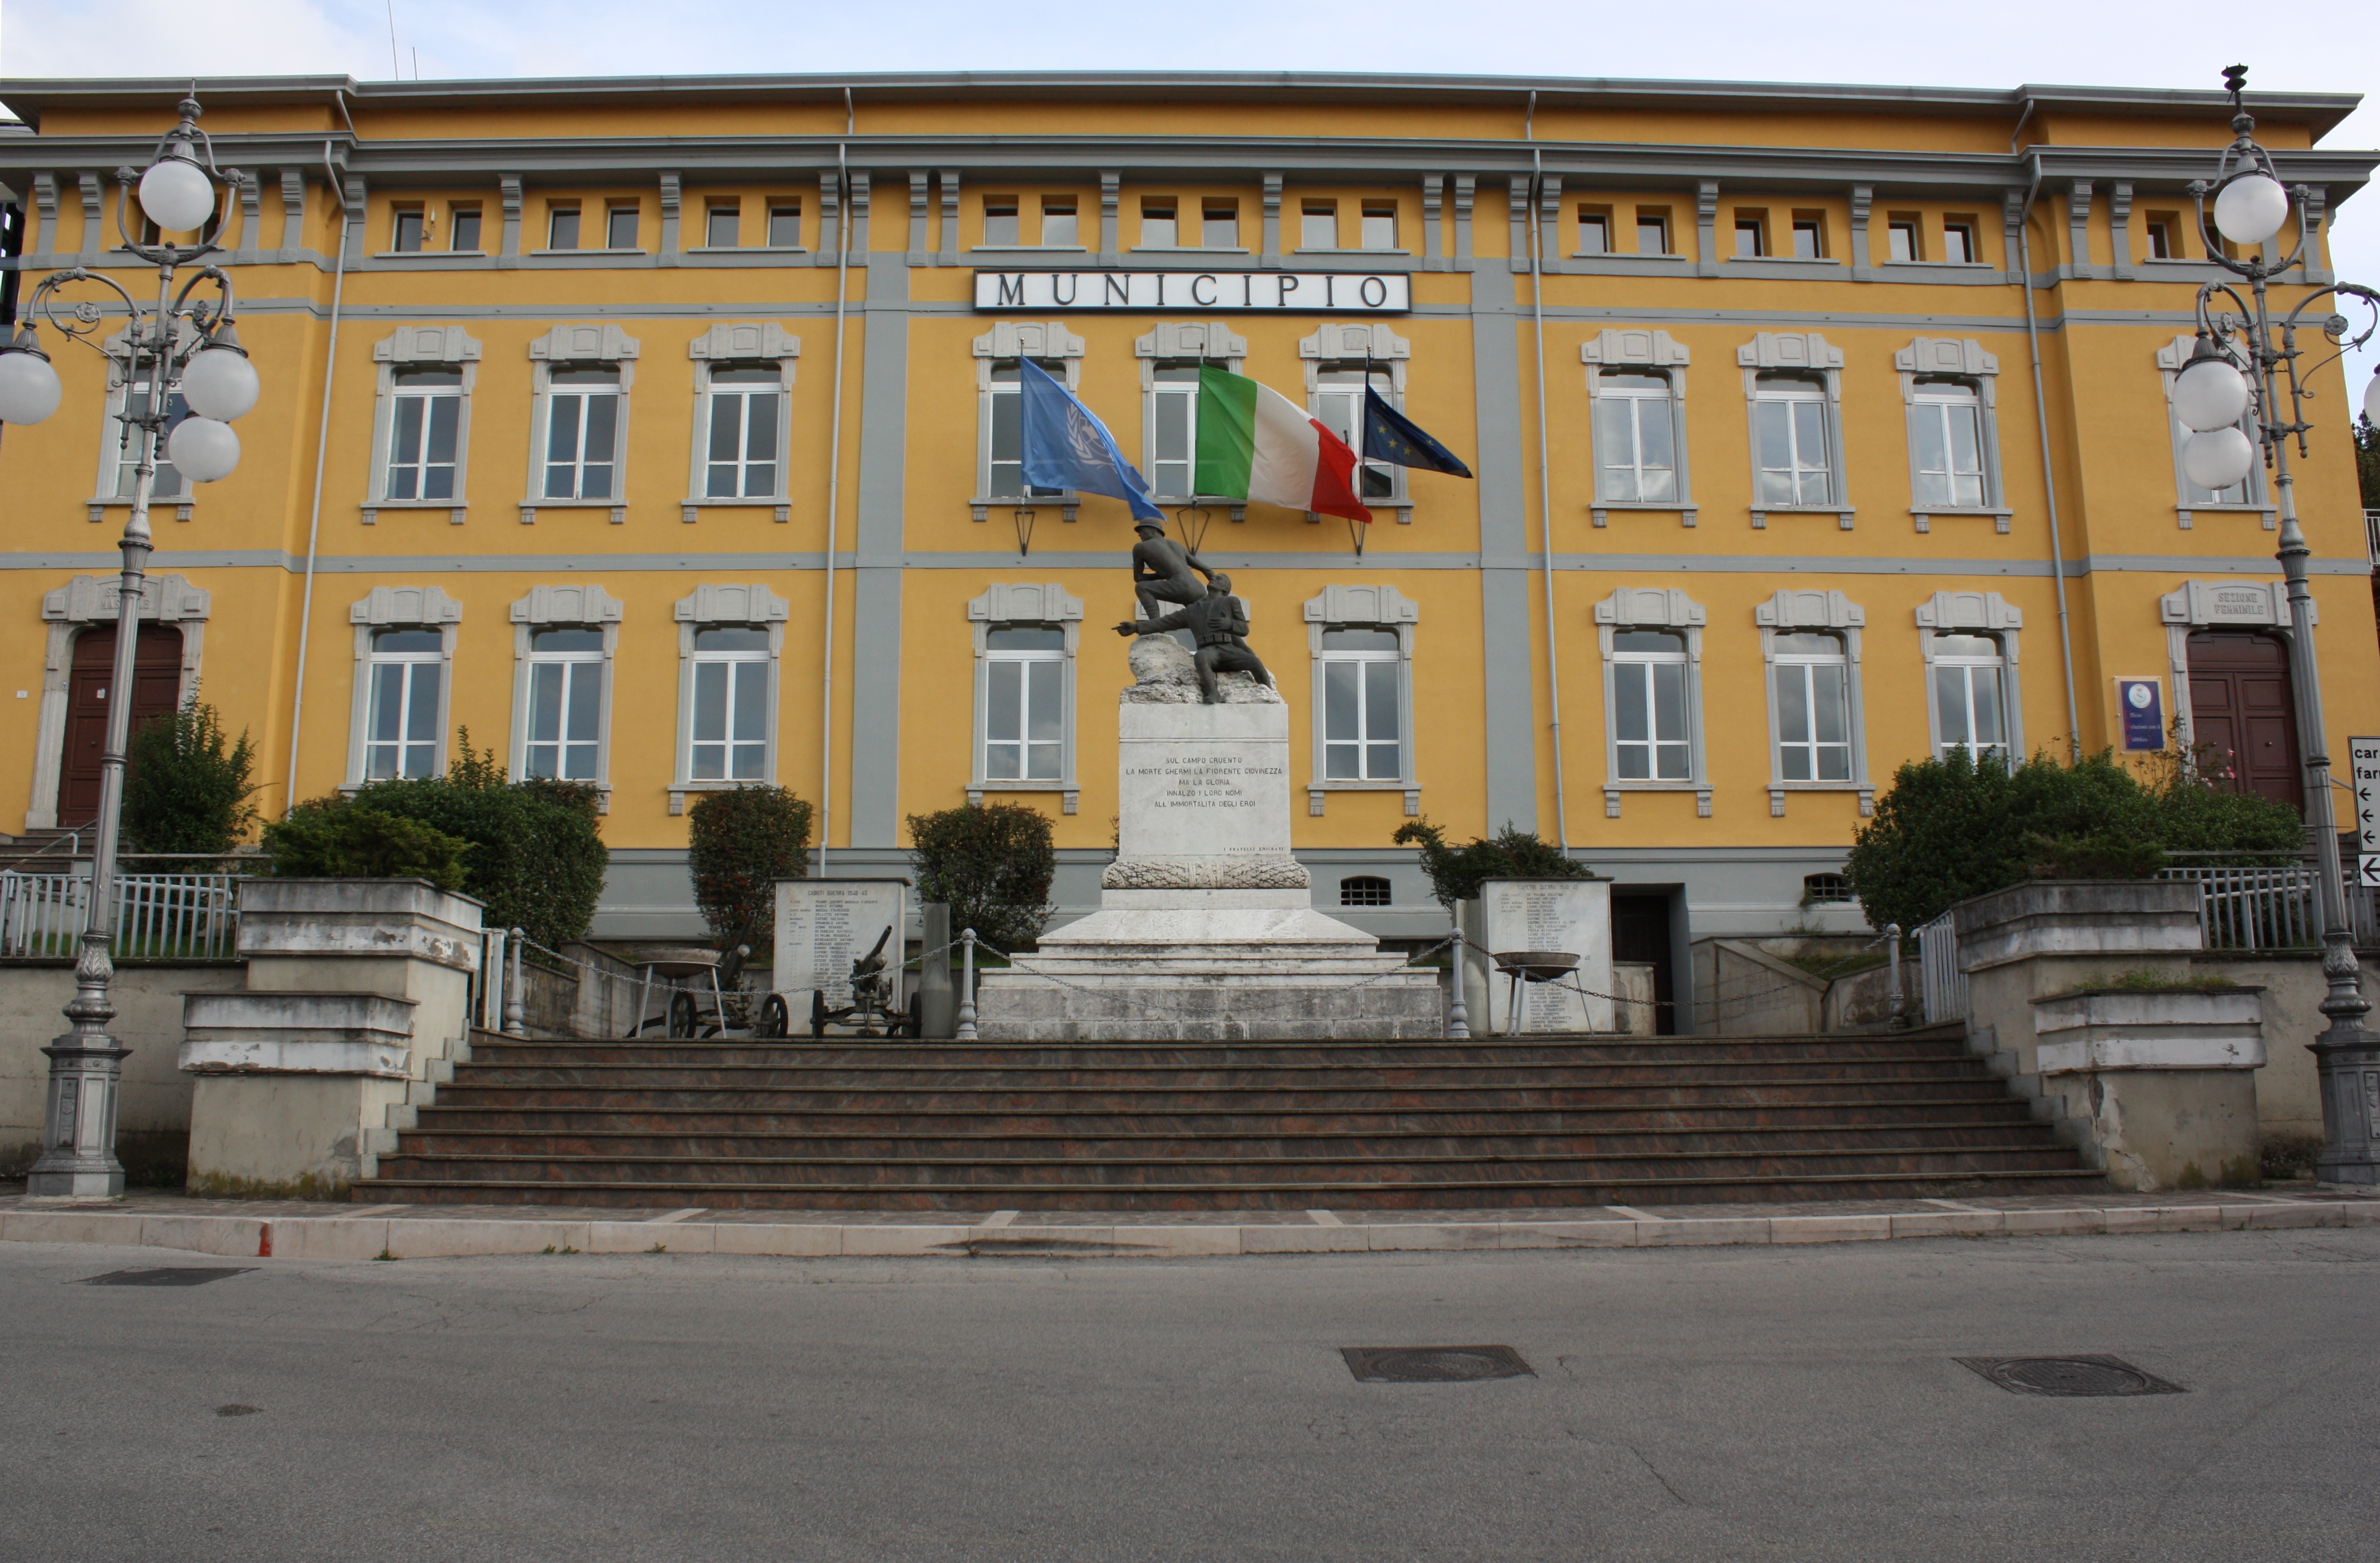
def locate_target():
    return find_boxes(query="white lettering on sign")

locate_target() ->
[974,271,1410,313]
[2350,737,2380,855]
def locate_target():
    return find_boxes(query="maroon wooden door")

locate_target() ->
[2187,630,2302,814]
[59,624,183,827]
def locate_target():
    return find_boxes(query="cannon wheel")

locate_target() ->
[758,994,790,1040]
[667,990,698,1040]
[810,988,829,1040]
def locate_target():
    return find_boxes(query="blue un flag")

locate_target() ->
[1016,359,1165,522]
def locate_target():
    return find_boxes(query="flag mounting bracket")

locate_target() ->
[1177,503,1215,553]
[1012,506,1036,559]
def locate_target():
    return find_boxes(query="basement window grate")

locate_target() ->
[1955,1355,2185,1397]
[1341,1345,1534,1383]
[79,1267,256,1287]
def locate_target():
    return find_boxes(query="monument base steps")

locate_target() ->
[352,1021,2107,1210]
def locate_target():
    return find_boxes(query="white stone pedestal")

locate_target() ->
[977,686,1441,1040]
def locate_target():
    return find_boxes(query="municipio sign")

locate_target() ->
[975,270,1410,312]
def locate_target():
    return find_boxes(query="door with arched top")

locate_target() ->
[58,624,183,827]
[2186,629,2301,814]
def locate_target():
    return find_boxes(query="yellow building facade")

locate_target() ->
[1,72,2374,1015]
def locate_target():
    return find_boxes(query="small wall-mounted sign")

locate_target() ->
[2350,738,2379,884]
[2115,677,2165,751]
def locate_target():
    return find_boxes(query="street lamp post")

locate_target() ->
[0,91,257,1202]
[2168,67,2380,1186]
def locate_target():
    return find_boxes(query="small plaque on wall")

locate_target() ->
[2115,678,2165,751]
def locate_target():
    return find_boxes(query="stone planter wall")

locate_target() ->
[2031,985,2264,1191]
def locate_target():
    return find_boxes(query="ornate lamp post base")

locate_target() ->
[2310,934,2380,1185]
[24,940,130,1202]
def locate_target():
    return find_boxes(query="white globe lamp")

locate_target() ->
[138,156,217,235]
[166,416,240,482]
[0,340,63,425]
[2172,355,2251,432]
[179,340,259,422]
[2181,426,2256,491]
[2213,174,2289,248]
[2363,368,2379,430]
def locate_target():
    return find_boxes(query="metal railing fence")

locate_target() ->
[0,869,242,960]
[2159,861,2322,949]
[1915,910,1967,1028]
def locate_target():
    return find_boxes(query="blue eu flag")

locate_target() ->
[1363,385,1473,478]
[1016,358,1165,522]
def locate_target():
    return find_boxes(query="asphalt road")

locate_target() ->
[3,1227,2375,1562]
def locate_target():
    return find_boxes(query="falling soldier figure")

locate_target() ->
[1124,519,1215,620]
[1115,573,1275,704]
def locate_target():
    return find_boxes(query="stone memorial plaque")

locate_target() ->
[1116,703,1294,861]
[774,879,908,1007]
[1464,878,1613,1034]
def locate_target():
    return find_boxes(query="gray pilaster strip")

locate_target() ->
[2065,180,2093,279]
[77,172,100,262]
[1098,169,1120,265]
[1422,174,1442,272]
[658,170,680,266]
[1453,177,1473,263]
[1261,172,1282,268]
[1507,174,1530,272]
[907,169,929,263]
[816,170,840,269]
[1849,183,1872,280]
[2001,188,2026,278]
[938,169,959,266]
[848,251,910,848]
[2108,180,2133,279]
[1695,180,1719,277]
[498,173,521,267]
[1470,264,1537,836]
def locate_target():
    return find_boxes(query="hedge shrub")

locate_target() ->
[687,785,815,950]
[262,803,471,891]
[1391,818,1589,910]
[124,697,259,856]
[907,802,1057,954]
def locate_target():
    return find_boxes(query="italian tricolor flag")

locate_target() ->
[1192,366,1372,524]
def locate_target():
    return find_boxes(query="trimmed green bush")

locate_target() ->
[1391,818,1589,910]
[124,697,259,856]
[907,802,1057,955]
[262,803,471,891]
[687,784,815,950]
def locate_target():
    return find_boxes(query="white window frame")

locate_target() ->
[966,582,1083,814]
[2156,332,2275,530]
[683,321,800,522]
[669,583,786,816]
[1300,322,1413,524]
[1738,331,1854,529]
[1894,337,2009,534]
[1756,588,1873,818]
[90,319,199,523]
[344,585,461,790]
[1916,589,2026,763]
[1136,319,1247,506]
[521,323,639,525]
[1302,584,1419,817]
[364,325,481,525]
[509,584,621,812]
[1582,328,1695,526]
[1595,587,1709,818]
[970,319,1084,522]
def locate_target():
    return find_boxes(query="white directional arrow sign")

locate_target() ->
[2353,737,2380,856]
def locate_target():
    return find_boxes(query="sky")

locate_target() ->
[3,0,2375,416]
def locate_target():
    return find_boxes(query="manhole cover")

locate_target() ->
[1956,1355,2185,1397]
[78,1267,255,1288]
[1341,1345,1534,1383]
[214,1405,263,1417]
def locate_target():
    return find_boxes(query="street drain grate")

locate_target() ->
[79,1267,256,1288]
[1341,1345,1534,1383]
[1956,1355,2185,1397]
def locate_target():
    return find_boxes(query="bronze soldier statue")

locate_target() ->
[1115,573,1274,704]
[1125,519,1214,620]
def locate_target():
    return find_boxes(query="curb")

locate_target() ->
[4,1200,2377,1261]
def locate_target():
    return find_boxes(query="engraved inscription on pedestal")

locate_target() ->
[1103,702,1308,890]
[1466,878,1614,1034]
[774,879,908,1007]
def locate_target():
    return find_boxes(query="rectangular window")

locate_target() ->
[703,366,781,499]
[1577,209,1610,256]
[1319,627,1401,781]
[1301,200,1338,250]
[982,625,1066,782]
[1140,200,1177,248]
[1734,215,1767,258]
[2145,214,2179,259]
[606,204,639,250]
[706,202,740,248]
[391,207,425,253]
[1040,198,1078,248]
[386,368,462,502]
[688,626,769,781]
[1149,363,1200,500]
[1791,214,1825,259]
[986,362,1067,500]
[1886,218,1920,262]
[1592,371,1677,504]
[448,204,482,252]
[116,371,191,499]
[1202,200,1238,249]
[1635,210,1669,255]
[1753,372,1833,506]
[982,197,1019,247]
[1910,380,1985,508]
[1771,631,1851,782]
[366,628,443,781]
[1611,629,1691,781]
[523,626,602,781]
[543,367,621,500]
[767,202,802,248]
[1313,366,1397,501]
[1360,201,1397,250]
[547,205,580,250]
[1932,633,2007,760]
[1942,221,1977,265]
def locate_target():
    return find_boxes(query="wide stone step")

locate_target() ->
[460,1037,1979,1069]
[443,1060,1998,1093]
[351,1165,2108,1212]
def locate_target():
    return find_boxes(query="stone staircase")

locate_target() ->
[353,1023,2105,1210]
